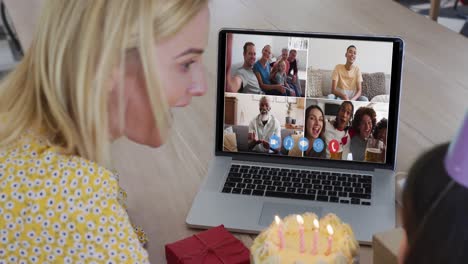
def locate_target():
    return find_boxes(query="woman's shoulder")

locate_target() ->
[0,134,149,262]
[1,130,118,189]
[253,61,260,71]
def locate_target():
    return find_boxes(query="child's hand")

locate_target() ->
[277,85,286,94]
[287,87,296,96]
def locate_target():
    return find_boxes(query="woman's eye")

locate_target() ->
[181,60,195,72]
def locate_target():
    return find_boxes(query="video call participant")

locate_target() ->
[374,118,388,162]
[230,42,264,94]
[324,101,354,160]
[273,60,289,86]
[248,96,281,154]
[350,107,377,161]
[304,105,326,158]
[374,118,388,144]
[270,48,290,72]
[328,45,368,101]
[270,48,300,97]
[253,45,291,96]
[287,49,302,96]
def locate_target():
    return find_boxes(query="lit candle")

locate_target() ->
[296,215,305,253]
[326,224,334,255]
[312,218,319,255]
[275,215,285,250]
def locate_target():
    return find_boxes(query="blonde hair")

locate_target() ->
[0,0,208,167]
[278,60,286,69]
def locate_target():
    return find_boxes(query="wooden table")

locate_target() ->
[5,0,468,263]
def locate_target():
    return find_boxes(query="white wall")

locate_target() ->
[271,37,288,59]
[231,34,309,71]
[271,41,307,71]
[227,93,305,127]
[307,39,393,74]
[296,50,307,71]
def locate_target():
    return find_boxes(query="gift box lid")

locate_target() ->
[165,225,250,264]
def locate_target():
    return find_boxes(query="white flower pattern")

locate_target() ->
[0,131,149,263]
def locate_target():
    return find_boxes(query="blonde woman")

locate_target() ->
[0,0,209,262]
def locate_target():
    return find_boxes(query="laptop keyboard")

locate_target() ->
[221,164,372,206]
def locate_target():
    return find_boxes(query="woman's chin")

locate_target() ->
[128,136,163,148]
[143,139,164,148]
[362,132,371,139]
[127,127,167,148]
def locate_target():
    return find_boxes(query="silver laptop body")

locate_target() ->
[187,29,404,244]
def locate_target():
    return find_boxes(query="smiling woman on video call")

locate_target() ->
[0,0,209,262]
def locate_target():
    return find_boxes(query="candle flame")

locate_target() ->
[296,215,304,225]
[275,215,281,225]
[327,224,334,235]
[313,219,319,229]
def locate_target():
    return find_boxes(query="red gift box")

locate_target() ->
[165,225,250,264]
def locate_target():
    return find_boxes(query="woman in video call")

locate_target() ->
[327,45,368,101]
[324,101,354,160]
[374,118,388,162]
[253,45,293,96]
[350,107,377,161]
[304,105,326,158]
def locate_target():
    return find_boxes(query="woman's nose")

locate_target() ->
[188,82,207,96]
[189,64,208,96]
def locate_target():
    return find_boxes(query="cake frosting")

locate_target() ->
[251,213,359,264]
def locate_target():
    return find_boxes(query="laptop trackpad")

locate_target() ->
[259,202,323,226]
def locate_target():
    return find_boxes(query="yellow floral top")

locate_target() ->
[0,130,149,263]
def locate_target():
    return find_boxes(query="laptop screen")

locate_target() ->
[220,30,402,166]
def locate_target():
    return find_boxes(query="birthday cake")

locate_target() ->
[251,213,359,264]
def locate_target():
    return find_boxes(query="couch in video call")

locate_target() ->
[307,67,391,103]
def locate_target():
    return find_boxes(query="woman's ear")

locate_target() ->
[398,230,408,264]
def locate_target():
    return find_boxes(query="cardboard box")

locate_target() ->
[373,228,404,264]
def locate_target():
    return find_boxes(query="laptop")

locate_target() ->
[187,29,404,244]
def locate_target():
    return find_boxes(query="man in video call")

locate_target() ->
[248,96,281,154]
[287,49,302,96]
[328,45,368,101]
[229,42,264,94]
